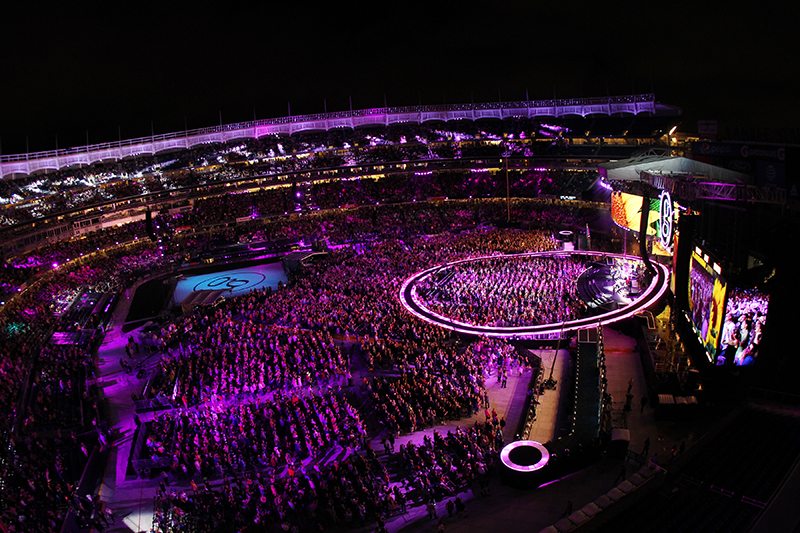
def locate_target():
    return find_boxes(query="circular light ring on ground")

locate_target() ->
[501,440,550,472]
[399,251,669,338]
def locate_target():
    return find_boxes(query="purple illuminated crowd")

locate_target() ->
[399,425,498,502]
[141,224,558,531]
[146,391,365,478]
[153,450,394,532]
[151,325,349,405]
[417,254,590,327]
[0,186,604,532]
[0,240,177,532]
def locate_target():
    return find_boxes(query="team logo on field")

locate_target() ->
[193,272,266,293]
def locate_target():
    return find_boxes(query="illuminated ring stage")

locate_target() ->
[499,440,556,488]
[399,251,669,338]
[501,440,550,472]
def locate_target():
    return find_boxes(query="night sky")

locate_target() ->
[1,1,798,154]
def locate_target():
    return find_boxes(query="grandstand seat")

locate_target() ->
[605,487,626,502]
[580,501,602,518]
[594,494,614,509]
[568,510,590,526]
[554,517,576,532]
[628,473,647,486]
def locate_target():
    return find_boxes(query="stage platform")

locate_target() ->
[400,251,669,338]
[172,261,287,305]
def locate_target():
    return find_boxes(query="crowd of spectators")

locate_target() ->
[418,254,590,327]
[152,451,394,533]
[137,223,573,531]
[145,390,365,480]
[0,241,174,530]
[1,198,600,338]
[2,167,602,288]
[0,83,641,533]
[370,364,483,437]
[151,319,349,405]
[0,178,604,532]
[719,287,770,366]
[399,425,497,503]
[2,433,90,533]
[25,359,85,433]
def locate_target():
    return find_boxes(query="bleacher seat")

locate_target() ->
[554,517,576,532]
[580,501,602,518]
[628,473,647,486]
[638,465,658,478]
[568,510,590,526]
[606,487,626,501]
[594,494,614,509]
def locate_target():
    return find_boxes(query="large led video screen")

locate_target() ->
[719,287,770,366]
[611,191,658,234]
[610,191,676,256]
[687,251,727,362]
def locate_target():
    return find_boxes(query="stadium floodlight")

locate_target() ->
[667,125,678,156]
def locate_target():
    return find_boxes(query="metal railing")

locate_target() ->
[0,94,657,163]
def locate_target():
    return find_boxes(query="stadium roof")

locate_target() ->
[598,155,752,184]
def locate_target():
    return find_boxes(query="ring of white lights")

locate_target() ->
[500,440,550,472]
[399,251,669,338]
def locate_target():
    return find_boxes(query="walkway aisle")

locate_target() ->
[93,286,161,533]
[602,328,660,462]
[484,363,532,444]
[527,349,569,444]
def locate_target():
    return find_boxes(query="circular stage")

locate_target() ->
[501,440,551,472]
[399,251,669,338]
[499,440,555,488]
